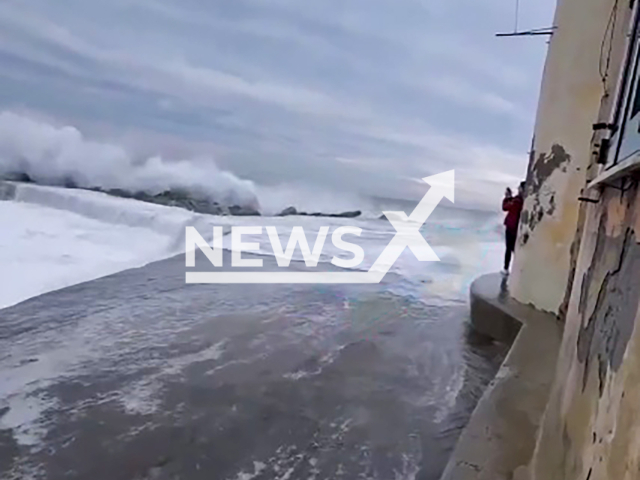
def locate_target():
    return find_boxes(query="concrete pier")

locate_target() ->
[440,274,563,480]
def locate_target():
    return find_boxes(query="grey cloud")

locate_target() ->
[0,0,555,208]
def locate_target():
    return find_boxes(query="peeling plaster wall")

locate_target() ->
[500,0,640,474]
[510,0,640,476]
[509,0,621,315]
[529,183,640,480]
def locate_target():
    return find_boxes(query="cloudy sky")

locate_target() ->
[0,0,556,207]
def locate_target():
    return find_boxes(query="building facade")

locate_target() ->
[509,0,629,316]
[511,0,640,477]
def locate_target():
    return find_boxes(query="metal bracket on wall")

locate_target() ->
[594,138,612,164]
[578,195,601,204]
[592,122,617,132]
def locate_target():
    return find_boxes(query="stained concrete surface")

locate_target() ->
[0,252,507,480]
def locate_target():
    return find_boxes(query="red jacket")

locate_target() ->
[503,195,523,232]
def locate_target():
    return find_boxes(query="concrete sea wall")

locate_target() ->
[441,274,562,480]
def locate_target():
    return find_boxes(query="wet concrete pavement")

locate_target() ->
[0,252,506,480]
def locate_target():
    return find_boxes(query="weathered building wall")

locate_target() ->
[529,183,640,480]
[509,0,621,315]
[521,0,640,477]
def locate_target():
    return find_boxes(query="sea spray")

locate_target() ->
[0,111,258,209]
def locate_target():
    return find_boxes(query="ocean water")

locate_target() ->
[200,198,505,305]
[0,111,505,300]
[0,181,505,309]
[0,184,509,480]
[0,113,511,478]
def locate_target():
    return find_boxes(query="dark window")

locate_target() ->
[631,71,640,120]
[606,8,640,166]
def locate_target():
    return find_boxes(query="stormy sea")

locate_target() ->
[0,112,509,480]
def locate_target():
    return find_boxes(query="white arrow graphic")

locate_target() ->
[367,170,455,280]
[186,170,454,284]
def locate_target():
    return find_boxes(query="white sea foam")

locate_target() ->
[1,180,504,309]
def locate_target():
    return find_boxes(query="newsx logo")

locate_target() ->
[185,170,454,284]
[186,224,365,269]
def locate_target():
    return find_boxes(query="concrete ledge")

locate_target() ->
[440,273,563,480]
[469,273,523,343]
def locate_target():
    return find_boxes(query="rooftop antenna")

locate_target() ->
[496,0,555,37]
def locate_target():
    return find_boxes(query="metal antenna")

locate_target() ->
[496,27,556,37]
[496,0,555,38]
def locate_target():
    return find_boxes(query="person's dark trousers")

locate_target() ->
[504,228,517,271]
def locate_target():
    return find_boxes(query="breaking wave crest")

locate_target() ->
[0,111,382,215]
[0,111,258,208]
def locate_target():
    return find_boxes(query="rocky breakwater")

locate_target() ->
[96,188,262,216]
[0,172,262,217]
[0,173,364,219]
[276,206,361,219]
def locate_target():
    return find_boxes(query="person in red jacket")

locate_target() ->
[502,181,525,274]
